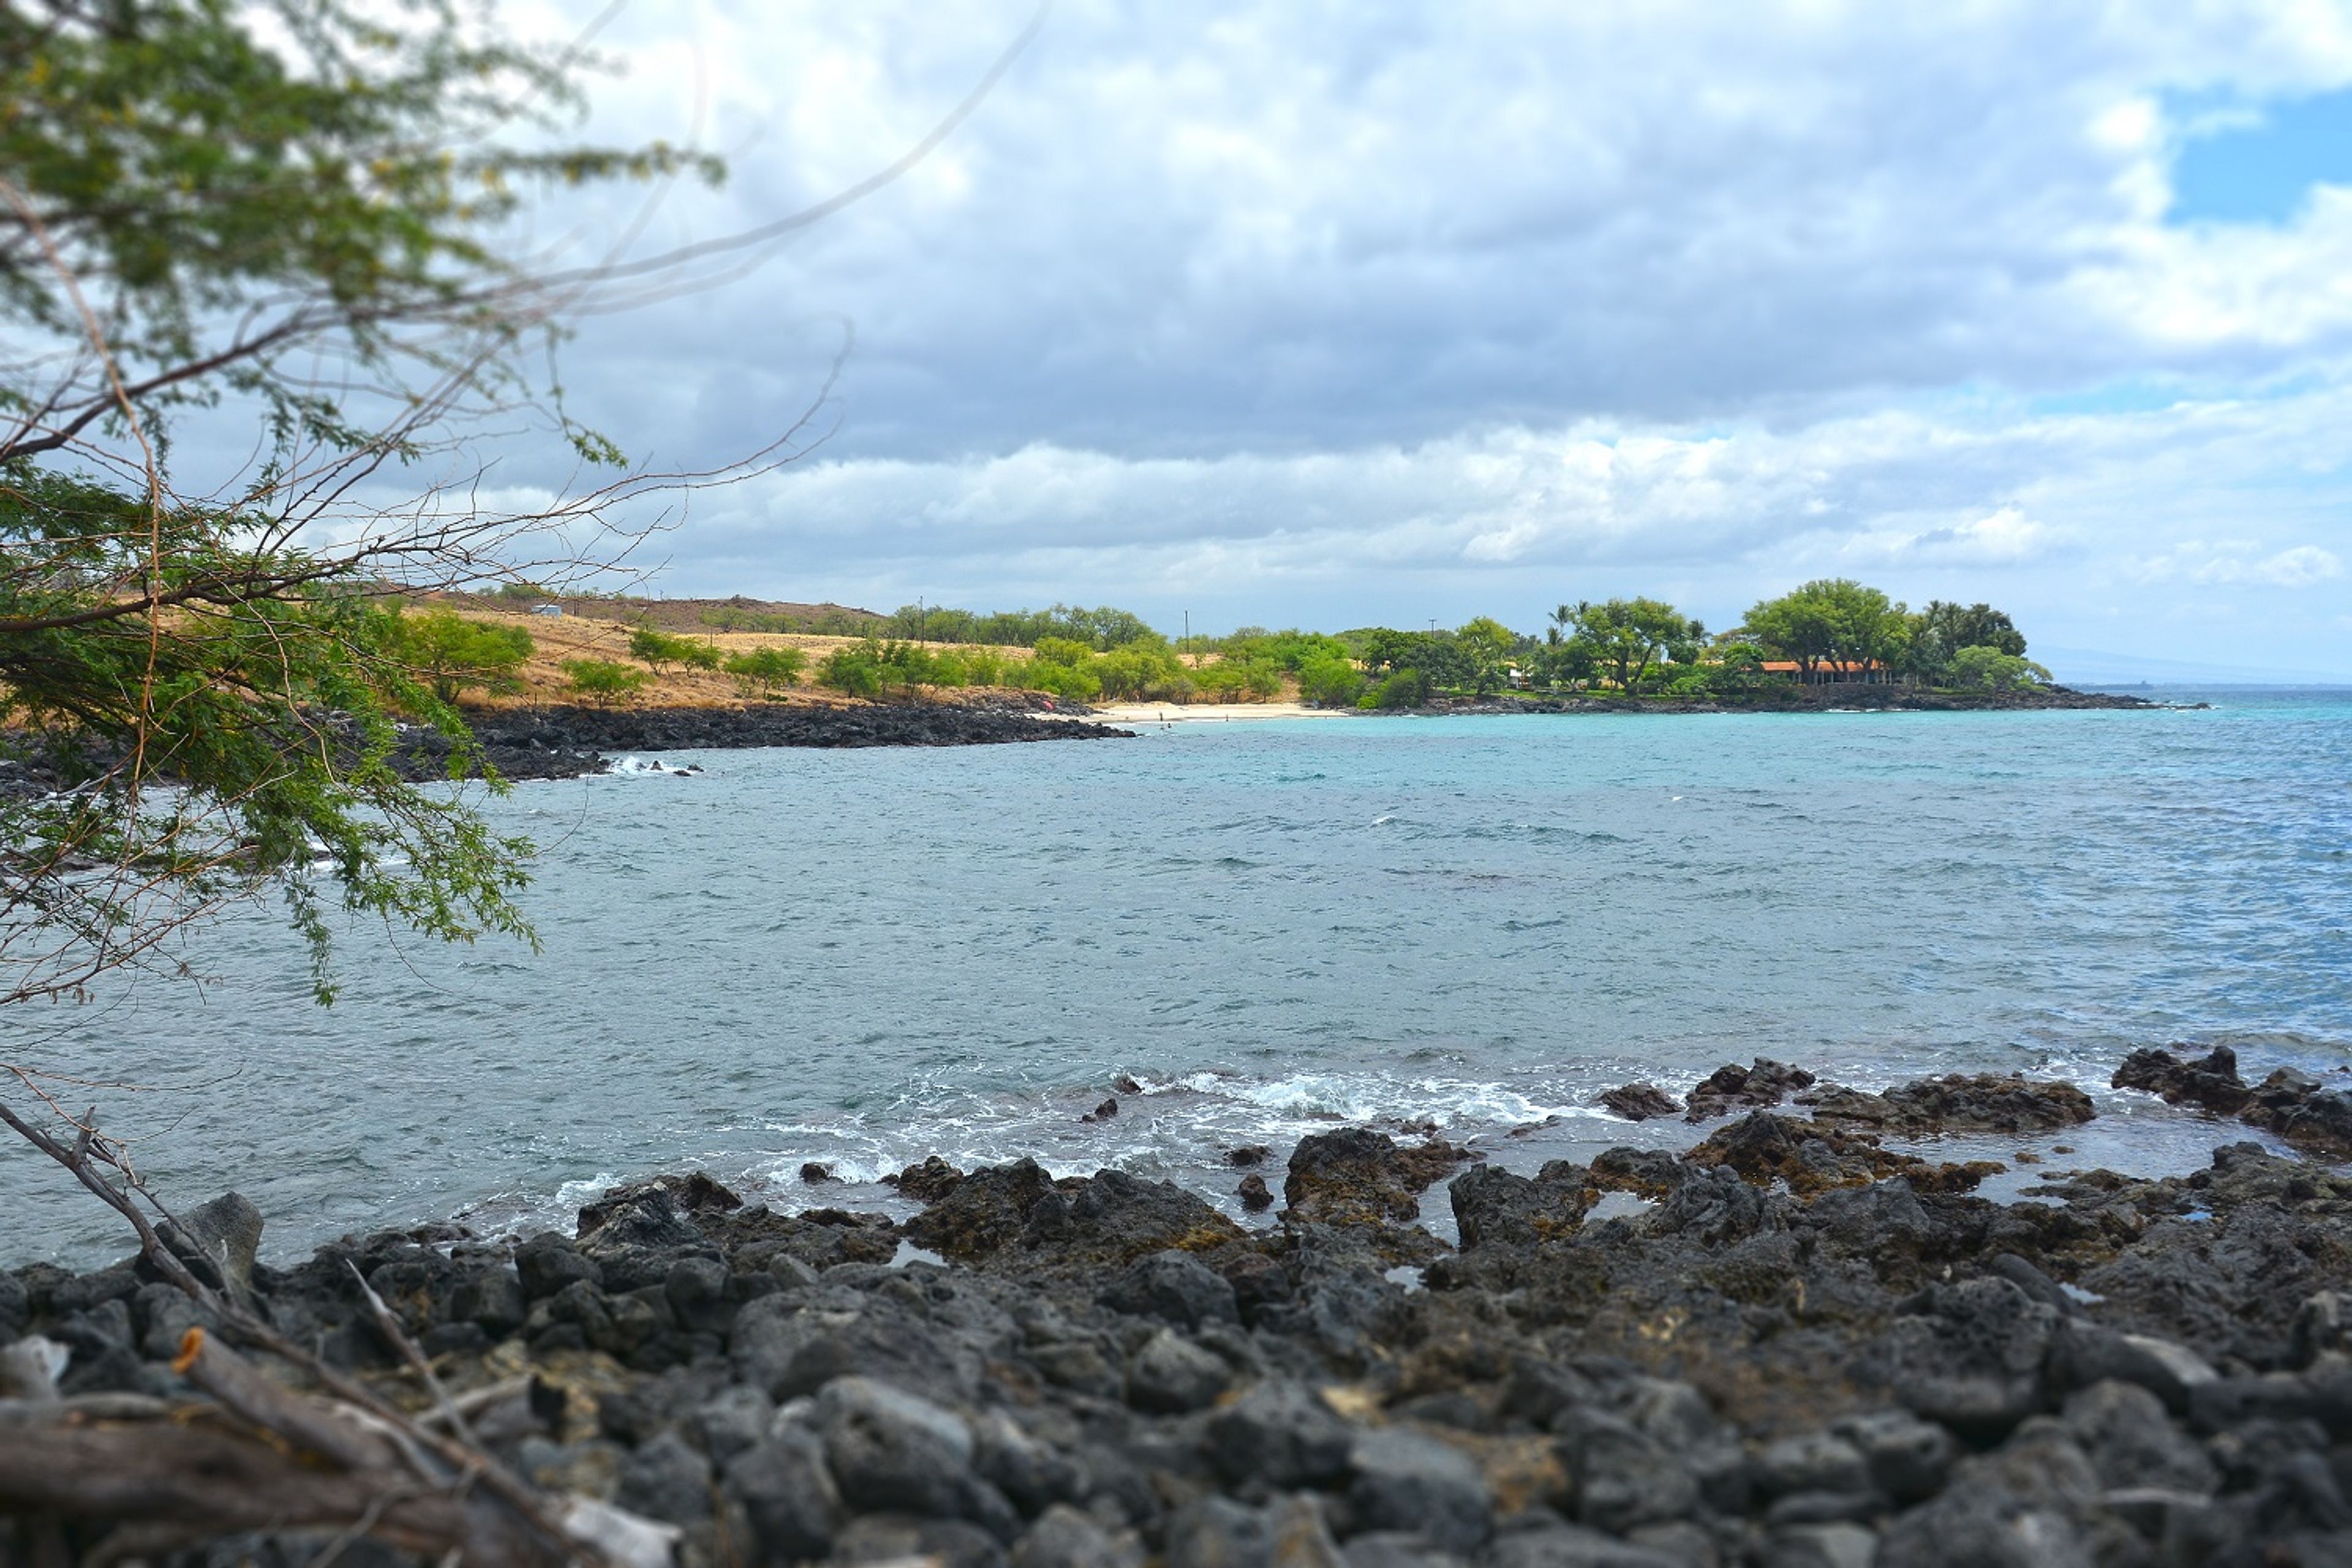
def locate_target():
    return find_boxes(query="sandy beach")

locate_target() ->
[1080,700,1345,725]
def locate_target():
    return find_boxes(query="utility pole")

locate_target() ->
[918,597,925,643]
[1184,609,1191,668]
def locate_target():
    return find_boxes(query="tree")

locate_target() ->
[629,627,720,674]
[1454,616,1523,696]
[1950,646,2052,692]
[391,609,535,704]
[0,2,1047,1553]
[1744,579,1908,683]
[816,643,886,701]
[1556,598,1702,693]
[1296,652,1364,708]
[561,657,647,706]
[723,645,807,699]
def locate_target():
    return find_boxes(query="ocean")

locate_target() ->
[7,689,2349,1265]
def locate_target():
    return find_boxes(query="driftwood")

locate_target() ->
[0,1096,677,1567]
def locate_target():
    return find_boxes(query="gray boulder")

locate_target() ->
[1129,1327,1235,1413]
[1206,1379,1355,1490]
[1347,1429,1491,1551]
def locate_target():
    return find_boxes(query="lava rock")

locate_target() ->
[1450,1162,1598,1250]
[1599,1082,1682,1121]
[1348,1428,1493,1551]
[1128,1327,1234,1413]
[1683,1058,1817,1121]
[1100,1250,1240,1331]
[1205,1379,1355,1490]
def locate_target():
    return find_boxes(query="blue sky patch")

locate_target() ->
[2171,88,2352,224]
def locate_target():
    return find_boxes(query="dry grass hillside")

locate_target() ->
[426,601,1038,710]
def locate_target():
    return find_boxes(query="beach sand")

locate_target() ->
[1081,700,1344,725]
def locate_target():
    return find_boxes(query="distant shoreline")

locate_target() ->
[1087,684,2171,726]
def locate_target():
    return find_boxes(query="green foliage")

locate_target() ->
[1949,646,2052,692]
[1295,653,1364,708]
[561,658,647,706]
[722,646,806,698]
[628,627,720,673]
[0,0,733,1008]
[880,602,1159,649]
[1743,579,1909,683]
[699,604,882,636]
[816,644,886,701]
[495,582,555,603]
[389,608,533,704]
[1548,598,1703,694]
[1368,669,1430,709]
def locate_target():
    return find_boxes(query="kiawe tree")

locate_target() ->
[1555,598,1703,694]
[0,0,1044,1554]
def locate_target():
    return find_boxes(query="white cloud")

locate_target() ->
[467,0,2352,673]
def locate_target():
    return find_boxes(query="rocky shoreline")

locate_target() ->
[6,1044,2350,1567]
[394,699,1138,783]
[1405,685,2166,718]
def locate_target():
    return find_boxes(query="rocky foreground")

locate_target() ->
[4,1047,2351,1567]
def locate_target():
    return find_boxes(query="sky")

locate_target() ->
[503,0,2352,677]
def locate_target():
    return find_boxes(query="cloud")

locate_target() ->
[468,0,2352,674]
[2130,540,2346,586]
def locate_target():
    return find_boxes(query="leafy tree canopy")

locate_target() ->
[0,0,729,1008]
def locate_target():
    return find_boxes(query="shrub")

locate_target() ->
[816,644,884,700]
[722,646,806,698]
[1295,654,1363,708]
[1371,669,1428,710]
[562,658,647,706]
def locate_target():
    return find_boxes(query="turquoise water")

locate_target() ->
[7,690,2350,1264]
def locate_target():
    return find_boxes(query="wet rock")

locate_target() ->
[1227,1145,1273,1167]
[575,1182,707,1257]
[800,1161,834,1183]
[1682,1112,1948,1199]
[1684,1058,1817,1122]
[1800,1074,2095,1135]
[1284,1128,1476,1227]
[1348,1428,1493,1551]
[909,1159,1243,1270]
[1588,1147,1689,1198]
[892,1155,968,1202]
[2113,1044,2253,1117]
[1084,1096,1120,1122]
[0,1272,26,1338]
[1450,1163,1598,1250]
[1240,1173,1276,1212]
[1101,1250,1241,1330]
[1206,1379,1355,1490]
[1599,1082,1682,1121]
